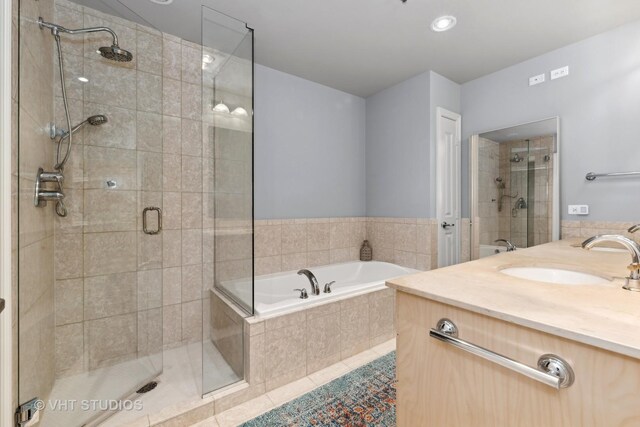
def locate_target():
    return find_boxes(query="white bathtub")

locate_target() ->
[220,261,418,317]
[479,244,506,258]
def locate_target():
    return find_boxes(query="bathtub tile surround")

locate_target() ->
[561,221,640,243]
[211,286,396,394]
[255,217,442,274]
[254,218,367,275]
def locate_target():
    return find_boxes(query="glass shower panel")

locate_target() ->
[201,6,254,395]
[18,1,162,425]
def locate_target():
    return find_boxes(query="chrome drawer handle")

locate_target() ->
[429,318,574,389]
[143,207,162,235]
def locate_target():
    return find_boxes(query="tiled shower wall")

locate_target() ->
[477,137,500,246]
[14,0,57,408]
[50,0,210,377]
[498,136,554,248]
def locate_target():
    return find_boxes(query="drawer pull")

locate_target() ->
[429,318,575,389]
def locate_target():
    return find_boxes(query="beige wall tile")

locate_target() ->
[138,269,162,310]
[182,264,203,302]
[84,231,137,276]
[55,232,83,279]
[163,303,182,346]
[55,278,83,326]
[87,313,137,369]
[281,223,307,254]
[137,111,163,153]
[182,229,203,266]
[55,323,84,377]
[163,78,182,117]
[162,39,181,81]
[339,294,370,358]
[163,267,182,306]
[136,30,162,75]
[84,272,137,320]
[181,300,203,342]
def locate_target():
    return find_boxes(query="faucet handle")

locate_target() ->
[323,281,336,293]
[627,263,640,272]
[293,288,308,299]
[628,224,640,233]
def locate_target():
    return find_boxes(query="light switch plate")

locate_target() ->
[568,205,589,215]
[551,66,569,80]
[529,73,546,86]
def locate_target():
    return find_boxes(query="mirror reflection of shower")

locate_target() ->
[34,18,133,217]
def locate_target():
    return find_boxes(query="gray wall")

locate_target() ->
[365,72,431,217]
[254,64,366,219]
[462,20,640,221]
[429,71,462,217]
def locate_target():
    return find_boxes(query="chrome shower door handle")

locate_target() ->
[143,207,162,235]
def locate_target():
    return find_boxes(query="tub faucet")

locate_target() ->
[495,239,516,252]
[582,234,640,291]
[297,269,320,295]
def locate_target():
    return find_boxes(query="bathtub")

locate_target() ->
[220,261,418,317]
[479,244,507,258]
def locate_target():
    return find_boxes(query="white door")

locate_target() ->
[436,108,461,268]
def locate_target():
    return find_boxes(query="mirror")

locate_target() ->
[469,117,560,260]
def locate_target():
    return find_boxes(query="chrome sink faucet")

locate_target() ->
[582,234,640,291]
[495,239,517,252]
[297,269,320,295]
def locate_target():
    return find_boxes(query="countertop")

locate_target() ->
[387,239,640,359]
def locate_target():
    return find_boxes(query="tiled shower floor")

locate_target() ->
[41,341,238,427]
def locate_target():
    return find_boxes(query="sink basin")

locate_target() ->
[500,267,611,285]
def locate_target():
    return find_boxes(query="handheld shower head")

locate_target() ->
[87,115,108,126]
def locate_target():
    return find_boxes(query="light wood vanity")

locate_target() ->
[388,240,640,427]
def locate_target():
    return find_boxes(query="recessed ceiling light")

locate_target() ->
[149,0,173,4]
[77,76,89,83]
[431,15,457,32]
[202,54,214,64]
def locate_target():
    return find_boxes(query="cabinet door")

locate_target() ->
[396,293,640,427]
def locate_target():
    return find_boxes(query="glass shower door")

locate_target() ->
[17,2,162,425]
[201,6,254,395]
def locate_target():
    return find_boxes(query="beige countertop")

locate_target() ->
[387,239,640,359]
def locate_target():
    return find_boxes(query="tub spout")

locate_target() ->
[297,269,320,296]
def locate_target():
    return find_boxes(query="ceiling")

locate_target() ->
[72,0,640,97]
[480,118,558,143]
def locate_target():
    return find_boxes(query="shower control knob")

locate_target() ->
[441,222,455,229]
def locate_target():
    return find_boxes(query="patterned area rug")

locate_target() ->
[241,351,396,426]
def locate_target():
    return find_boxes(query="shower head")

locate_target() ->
[510,153,522,163]
[38,17,134,62]
[87,115,108,126]
[66,115,108,136]
[98,45,133,62]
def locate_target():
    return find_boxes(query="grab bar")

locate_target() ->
[585,171,640,181]
[429,318,574,389]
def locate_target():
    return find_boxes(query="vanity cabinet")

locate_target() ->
[396,292,640,426]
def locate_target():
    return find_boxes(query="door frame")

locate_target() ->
[435,107,462,268]
[0,0,13,425]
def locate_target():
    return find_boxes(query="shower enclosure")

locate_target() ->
[469,118,559,260]
[16,0,253,424]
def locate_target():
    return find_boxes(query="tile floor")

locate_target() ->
[190,338,396,427]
